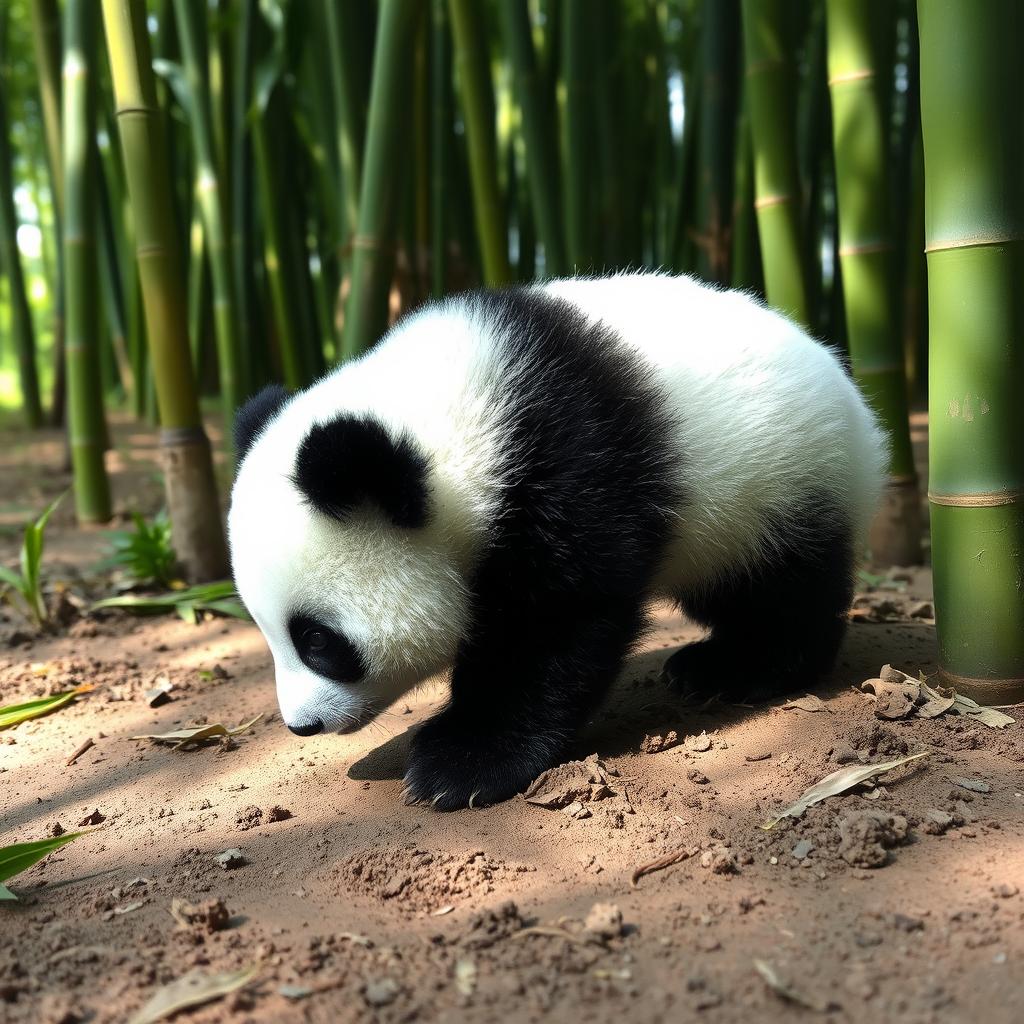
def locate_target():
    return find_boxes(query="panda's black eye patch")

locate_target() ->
[288,614,365,684]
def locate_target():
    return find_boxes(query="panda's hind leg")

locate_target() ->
[665,495,855,703]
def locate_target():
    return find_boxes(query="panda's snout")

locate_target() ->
[287,719,324,737]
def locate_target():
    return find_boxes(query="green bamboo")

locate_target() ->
[449,0,511,285]
[919,0,1024,702]
[230,0,258,389]
[826,0,920,565]
[325,0,370,250]
[30,0,66,425]
[693,0,740,283]
[0,61,44,426]
[173,0,243,440]
[559,0,592,272]
[498,0,566,276]
[741,0,809,326]
[102,0,229,580]
[62,0,111,520]
[430,0,450,297]
[251,84,306,390]
[343,0,421,358]
[730,97,762,293]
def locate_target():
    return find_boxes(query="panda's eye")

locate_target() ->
[305,629,327,652]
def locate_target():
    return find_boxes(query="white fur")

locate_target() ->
[229,272,887,733]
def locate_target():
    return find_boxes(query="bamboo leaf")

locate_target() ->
[761,752,929,829]
[0,564,26,598]
[151,58,194,120]
[0,684,95,730]
[0,830,90,899]
[129,965,258,1024]
[130,713,262,750]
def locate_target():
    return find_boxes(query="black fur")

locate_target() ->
[288,613,366,685]
[234,383,290,458]
[404,288,683,808]
[665,493,854,701]
[293,414,431,528]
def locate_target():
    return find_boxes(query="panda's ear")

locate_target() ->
[293,414,430,528]
[234,383,290,458]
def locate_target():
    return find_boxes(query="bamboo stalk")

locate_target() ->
[498,0,565,276]
[826,0,920,565]
[343,0,422,359]
[449,0,511,285]
[741,0,809,326]
[559,0,592,272]
[230,0,258,391]
[919,0,1024,702]
[325,0,370,251]
[693,0,740,284]
[173,0,243,440]
[430,0,450,297]
[29,0,66,426]
[250,79,306,390]
[0,48,44,426]
[101,0,229,580]
[730,95,762,293]
[63,0,111,520]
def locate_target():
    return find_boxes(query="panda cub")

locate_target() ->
[229,272,887,810]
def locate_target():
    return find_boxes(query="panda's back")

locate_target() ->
[540,273,887,593]
[306,271,885,598]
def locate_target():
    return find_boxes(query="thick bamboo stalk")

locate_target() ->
[343,0,421,358]
[449,0,511,286]
[694,0,740,284]
[498,0,565,276]
[826,0,920,565]
[174,0,243,439]
[101,0,228,580]
[919,0,1024,702]
[741,0,809,326]
[63,0,111,521]
[0,65,44,428]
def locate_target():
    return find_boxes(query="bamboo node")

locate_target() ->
[753,194,794,211]
[827,69,875,86]
[925,233,1023,254]
[928,490,1022,508]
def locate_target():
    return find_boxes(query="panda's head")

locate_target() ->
[228,383,472,737]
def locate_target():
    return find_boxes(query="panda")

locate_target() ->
[229,272,887,810]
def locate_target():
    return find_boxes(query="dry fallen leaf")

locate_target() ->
[129,965,258,1024]
[130,714,262,750]
[761,751,928,829]
[861,666,1014,728]
[781,695,829,714]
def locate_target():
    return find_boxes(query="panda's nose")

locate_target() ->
[287,719,324,737]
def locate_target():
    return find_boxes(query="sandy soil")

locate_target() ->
[1,415,1022,1024]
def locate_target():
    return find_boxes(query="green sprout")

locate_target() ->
[0,492,66,627]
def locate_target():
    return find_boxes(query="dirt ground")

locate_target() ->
[1,415,1022,1024]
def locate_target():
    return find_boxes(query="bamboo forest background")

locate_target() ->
[1,0,928,426]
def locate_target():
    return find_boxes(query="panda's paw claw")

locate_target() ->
[404,711,550,811]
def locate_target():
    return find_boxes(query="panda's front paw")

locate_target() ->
[404,709,556,811]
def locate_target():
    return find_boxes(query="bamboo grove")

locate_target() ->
[0,0,1021,701]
